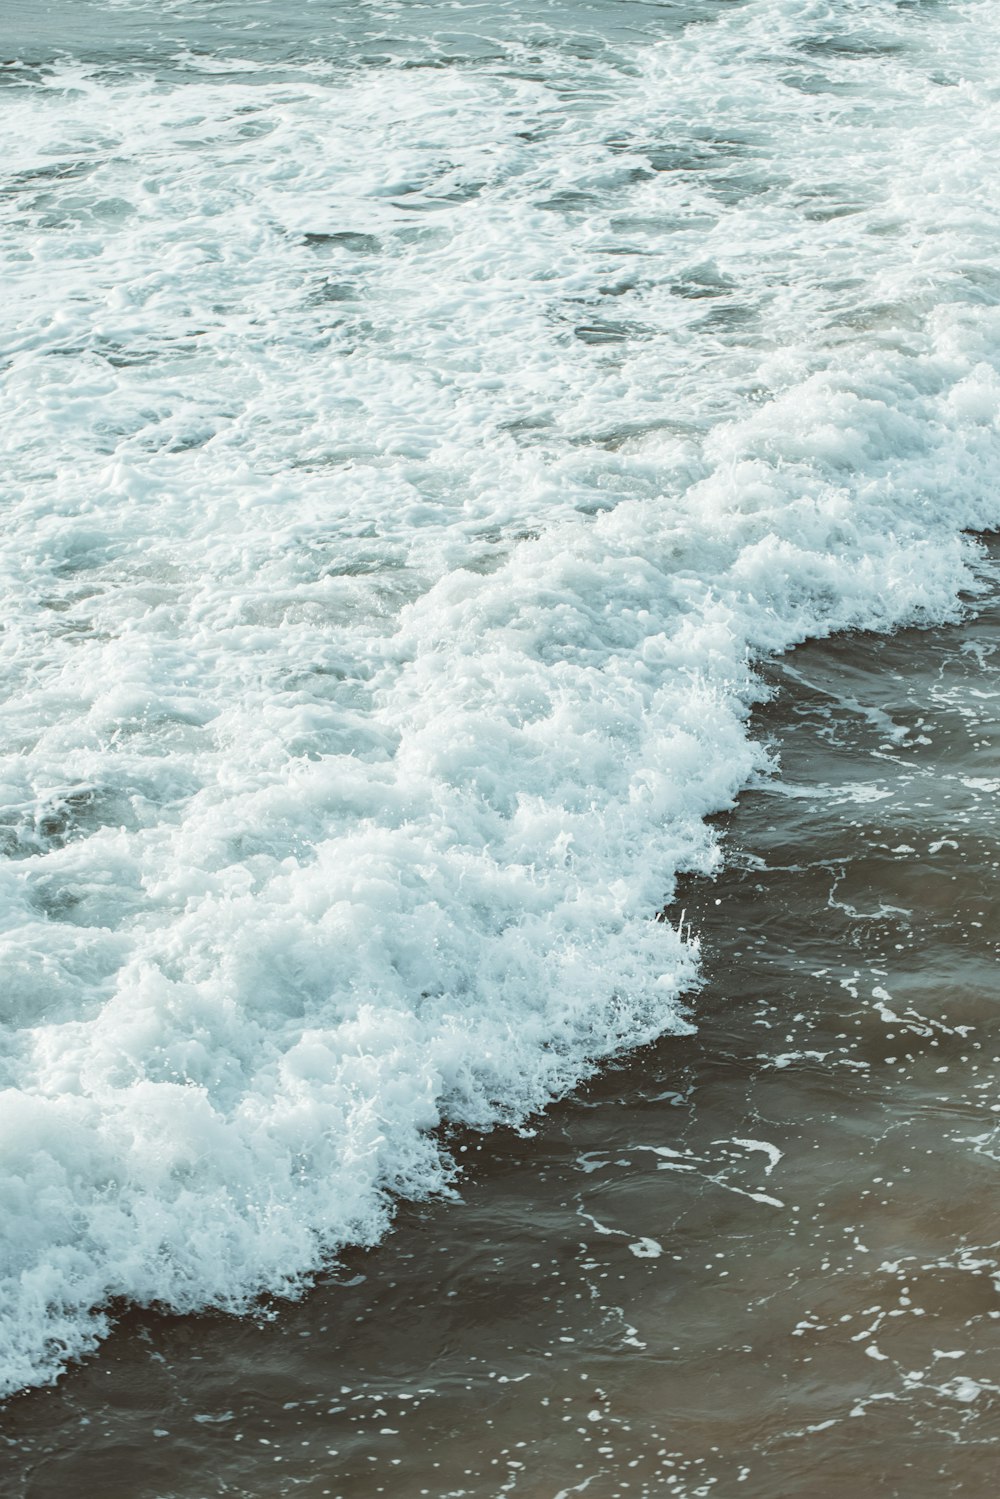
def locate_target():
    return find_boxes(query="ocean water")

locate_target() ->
[4,568,999,1498]
[1,0,999,1433]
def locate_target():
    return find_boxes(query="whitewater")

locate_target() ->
[2,0,1000,1398]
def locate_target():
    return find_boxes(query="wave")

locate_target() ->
[2,0,1000,1397]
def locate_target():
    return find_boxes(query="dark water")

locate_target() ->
[3,549,998,1498]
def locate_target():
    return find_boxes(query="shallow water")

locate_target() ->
[3,555,998,1498]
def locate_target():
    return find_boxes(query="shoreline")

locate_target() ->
[4,556,998,1497]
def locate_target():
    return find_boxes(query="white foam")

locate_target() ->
[729,1140,783,1177]
[3,0,1000,1395]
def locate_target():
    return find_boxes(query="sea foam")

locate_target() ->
[2,0,1000,1395]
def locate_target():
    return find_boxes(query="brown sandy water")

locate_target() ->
[3,558,999,1498]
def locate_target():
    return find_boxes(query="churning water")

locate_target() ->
[1,2,1000,1486]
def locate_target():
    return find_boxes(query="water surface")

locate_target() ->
[4,549,999,1498]
[2,0,1000,1466]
